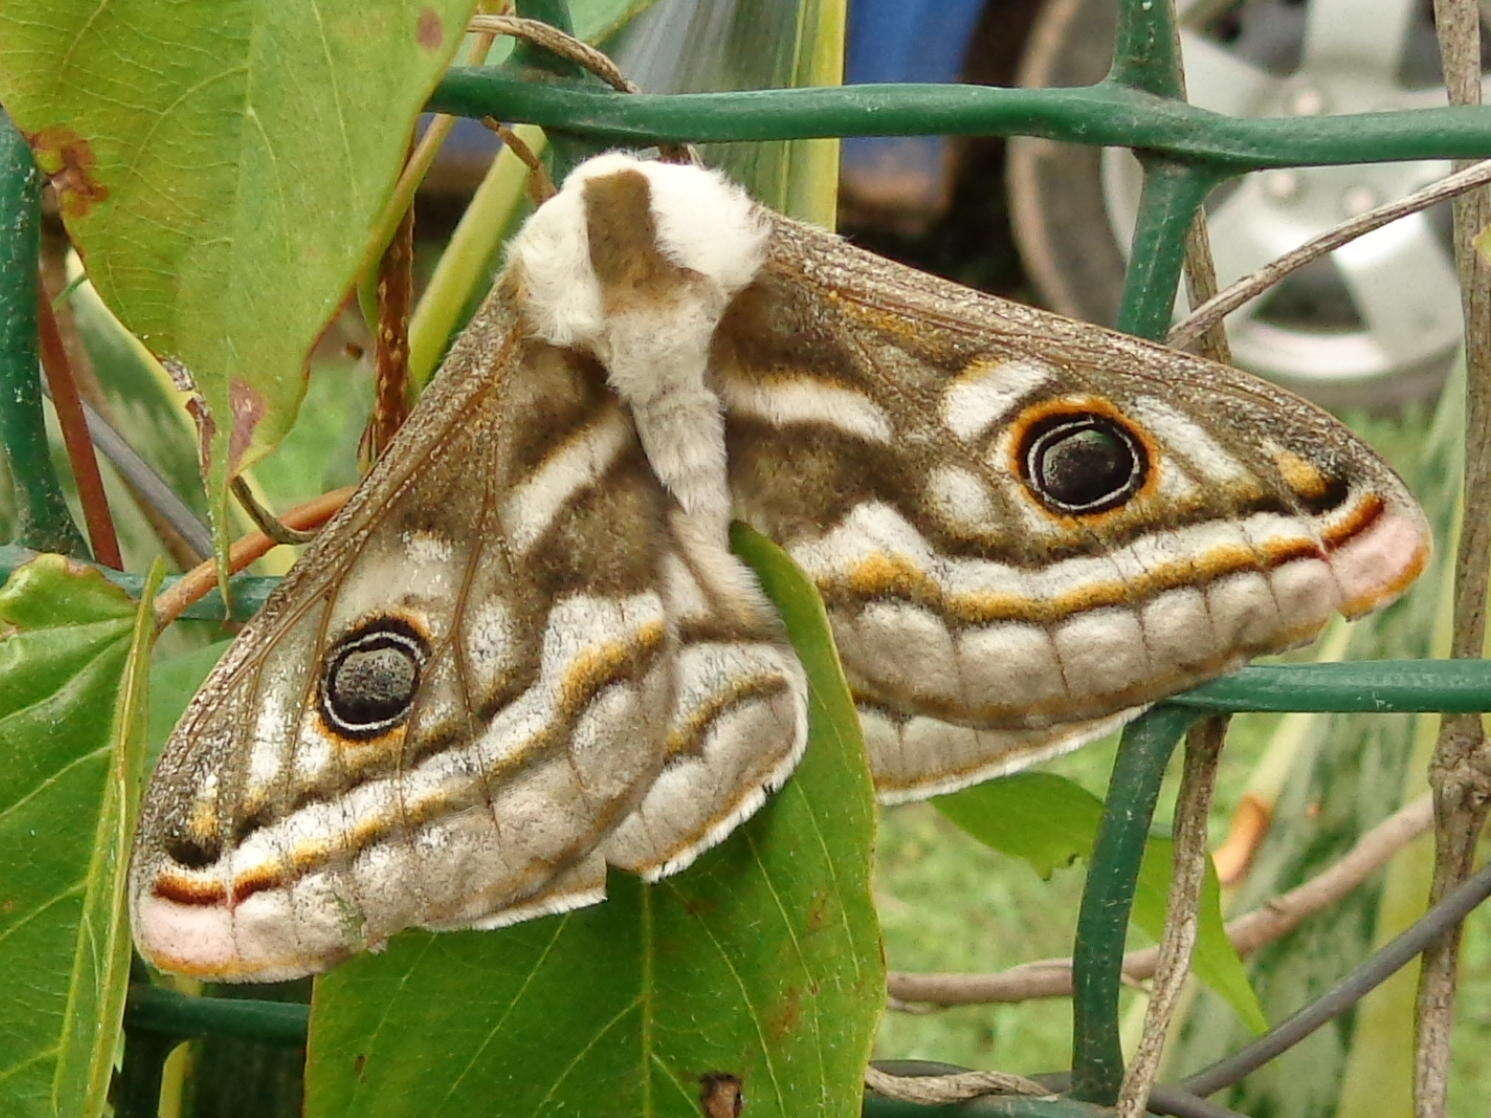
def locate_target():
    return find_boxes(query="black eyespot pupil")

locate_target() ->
[1024,413,1145,514]
[323,625,424,736]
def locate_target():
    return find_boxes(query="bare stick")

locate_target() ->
[1187,855,1491,1098]
[229,478,317,546]
[470,14,637,92]
[863,1065,1049,1104]
[888,794,1433,1007]
[481,119,556,204]
[363,191,414,463]
[467,13,692,164]
[1165,0,1231,367]
[874,1063,1249,1118]
[1118,717,1226,1117]
[1180,213,1231,364]
[1417,4,1491,1114]
[36,291,122,568]
[1169,156,1491,351]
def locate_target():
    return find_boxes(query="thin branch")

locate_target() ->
[36,289,121,568]
[466,13,692,164]
[874,1063,1250,1118]
[1417,4,1491,1114]
[469,14,638,93]
[363,190,414,463]
[1167,4,1232,368]
[481,119,556,203]
[863,1065,1050,1104]
[1186,856,1491,1098]
[59,390,212,562]
[1179,213,1231,364]
[1119,717,1226,1118]
[228,478,316,546]
[1168,157,1491,351]
[37,259,207,569]
[154,486,353,628]
[888,794,1434,1006]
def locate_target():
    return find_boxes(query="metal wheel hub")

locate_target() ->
[1098,0,1477,395]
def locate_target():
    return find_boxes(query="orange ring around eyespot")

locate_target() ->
[1003,395,1161,524]
[315,609,433,748]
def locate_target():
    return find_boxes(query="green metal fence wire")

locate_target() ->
[0,110,87,559]
[2,0,1491,1114]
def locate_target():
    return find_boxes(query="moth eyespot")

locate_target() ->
[165,832,222,869]
[1020,411,1146,515]
[320,619,428,739]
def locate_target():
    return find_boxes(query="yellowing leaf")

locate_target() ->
[0,0,481,559]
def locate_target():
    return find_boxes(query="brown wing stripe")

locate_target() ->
[664,673,793,763]
[817,533,1331,628]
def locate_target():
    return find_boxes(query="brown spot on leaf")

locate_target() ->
[769,987,803,1040]
[699,1073,744,1118]
[228,379,266,475]
[416,8,444,49]
[26,127,108,219]
[185,396,216,476]
[353,1054,367,1080]
[804,889,831,933]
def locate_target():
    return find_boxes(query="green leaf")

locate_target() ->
[937,772,1267,1033]
[52,560,163,1118]
[0,0,481,556]
[0,556,153,1117]
[304,525,882,1118]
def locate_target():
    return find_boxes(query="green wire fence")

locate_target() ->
[5,0,1491,1114]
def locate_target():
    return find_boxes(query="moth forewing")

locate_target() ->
[131,156,813,983]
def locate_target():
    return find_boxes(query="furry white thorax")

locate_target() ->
[508,153,769,533]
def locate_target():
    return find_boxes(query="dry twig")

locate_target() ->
[469,13,637,93]
[229,478,316,546]
[889,794,1434,1007]
[155,486,354,627]
[467,13,692,164]
[1169,157,1491,351]
[36,291,121,568]
[1118,717,1226,1118]
[363,193,415,463]
[863,1065,1050,1104]
[1416,4,1491,1114]
[481,119,557,203]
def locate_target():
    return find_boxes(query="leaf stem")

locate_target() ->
[37,292,121,567]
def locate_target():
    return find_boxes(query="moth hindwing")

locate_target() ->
[131,153,1428,980]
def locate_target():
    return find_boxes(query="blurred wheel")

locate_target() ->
[1009,0,1488,405]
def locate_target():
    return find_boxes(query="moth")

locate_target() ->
[131,153,1429,981]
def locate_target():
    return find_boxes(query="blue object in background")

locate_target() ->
[841,0,987,226]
